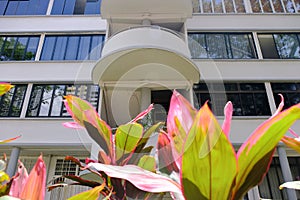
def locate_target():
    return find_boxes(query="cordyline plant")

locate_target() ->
[0,83,47,200]
[58,90,300,200]
[48,95,166,199]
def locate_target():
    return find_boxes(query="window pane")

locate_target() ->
[63,0,76,14]
[41,35,104,60]
[51,0,65,14]
[13,37,28,60]
[188,34,208,58]
[295,0,300,12]
[272,0,284,12]
[5,1,18,15]
[206,34,228,58]
[0,1,8,15]
[0,85,27,117]
[85,0,101,14]
[203,0,213,12]
[52,36,68,60]
[235,0,246,12]
[258,34,279,59]
[283,0,296,12]
[40,37,56,60]
[27,86,43,117]
[38,85,54,116]
[272,82,300,110]
[229,34,256,58]
[32,0,50,15]
[25,37,39,60]
[225,0,235,12]
[90,35,104,60]
[213,0,224,12]
[65,36,80,60]
[10,86,27,117]
[50,85,65,116]
[74,0,86,14]
[27,84,100,117]
[2,37,16,60]
[261,0,273,12]
[251,0,262,12]
[77,36,91,60]
[273,34,300,58]
[16,1,29,15]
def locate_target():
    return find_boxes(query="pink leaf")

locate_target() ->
[222,101,233,138]
[271,94,284,118]
[87,163,182,194]
[63,122,84,129]
[130,104,154,123]
[20,155,46,200]
[9,161,29,198]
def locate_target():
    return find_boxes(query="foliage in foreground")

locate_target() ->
[58,90,300,200]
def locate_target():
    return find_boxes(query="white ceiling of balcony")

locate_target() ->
[101,0,193,23]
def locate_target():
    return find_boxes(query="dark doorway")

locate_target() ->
[151,90,172,123]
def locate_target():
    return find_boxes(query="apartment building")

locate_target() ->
[0,0,300,199]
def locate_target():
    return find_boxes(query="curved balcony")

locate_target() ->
[92,26,200,88]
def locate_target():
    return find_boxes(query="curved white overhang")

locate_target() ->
[92,48,200,89]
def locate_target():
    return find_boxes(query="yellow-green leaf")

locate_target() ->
[115,123,143,162]
[68,183,105,200]
[0,83,13,96]
[181,103,237,200]
[138,155,156,172]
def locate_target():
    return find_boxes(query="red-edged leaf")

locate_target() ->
[167,90,197,167]
[222,101,233,138]
[234,103,300,199]
[181,103,237,200]
[115,123,143,164]
[130,104,154,123]
[282,135,300,154]
[88,163,182,194]
[64,95,113,158]
[20,155,46,200]
[0,135,21,144]
[9,161,28,198]
[157,132,179,174]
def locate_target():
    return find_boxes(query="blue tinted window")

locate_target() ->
[41,35,105,60]
[0,36,39,61]
[51,0,100,15]
[52,36,68,60]
[1,0,49,15]
[65,36,80,60]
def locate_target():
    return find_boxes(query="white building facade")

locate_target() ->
[0,0,300,199]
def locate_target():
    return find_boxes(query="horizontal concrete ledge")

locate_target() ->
[0,61,97,82]
[0,15,107,33]
[195,59,300,81]
[187,14,300,31]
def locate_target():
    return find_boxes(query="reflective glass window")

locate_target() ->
[250,0,298,12]
[188,33,257,59]
[51,0,100,15]
[258,33,300,59]
[0,36,39,61]
[27,84,100,117]
[272,82,300,110]
[0,85,27,117]
[0,0,49,15]
[193,0,246,13]
[40,35,105,61]
[193,83,271,116]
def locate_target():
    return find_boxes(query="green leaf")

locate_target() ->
[138,155,156,172]
[68,184,105,200]
[282,135,300,154]
[115,123,143,162]
[181,104,237,200]
[135,122,163,153]
[235,104,300,199]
